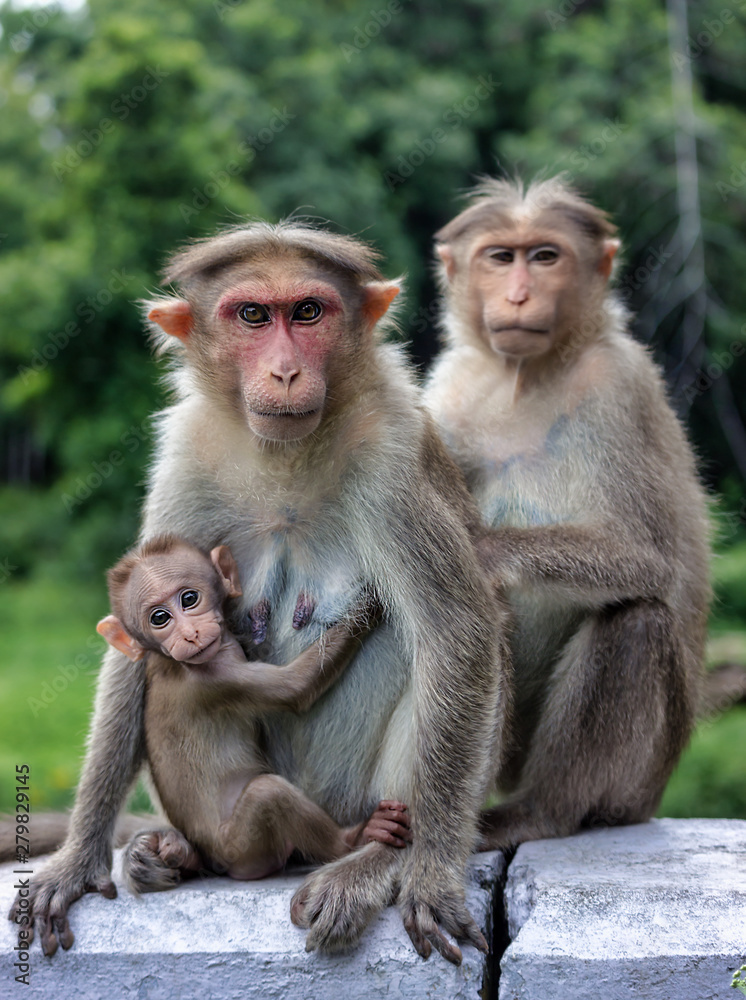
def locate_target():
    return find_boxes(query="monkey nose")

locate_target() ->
[270,368,301,388]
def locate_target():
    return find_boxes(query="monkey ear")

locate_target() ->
[96,616,146,662]
[598,239,620,281]
[436,244,456,282]
[361,281,401,330]
[148,299,194,341]
[210,546,243,598]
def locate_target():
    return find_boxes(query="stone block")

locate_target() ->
[499,818,746,1000]
[2,849,505,999]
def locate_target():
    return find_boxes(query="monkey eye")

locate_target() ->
[530,246,560,264]
[149,608,172,628]
[292,299,323,323]
[180,590,200,609]
[487,248,514,263]
[238,303,270,325]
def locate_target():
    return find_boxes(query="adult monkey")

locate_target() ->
[10,223,508,964]
[424,176,710,849]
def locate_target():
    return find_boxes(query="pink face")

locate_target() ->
[130,551,225,664]
[211,272,348,442]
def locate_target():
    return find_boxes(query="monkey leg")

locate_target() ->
[481,599,696,849]
[290,840,404,954]
[123,827,204,893]
[217,773,364,880]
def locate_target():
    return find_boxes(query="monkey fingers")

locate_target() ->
[9,862,116,957]
[400,891,488,966]
[124,828,202,893]
[359,801,411,848]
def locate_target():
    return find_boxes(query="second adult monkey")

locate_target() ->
[97,535,410,885]
[425,176,710,849]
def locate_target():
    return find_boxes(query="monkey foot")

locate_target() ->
[123,828,203,894]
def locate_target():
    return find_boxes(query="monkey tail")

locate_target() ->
[0,812,157,862]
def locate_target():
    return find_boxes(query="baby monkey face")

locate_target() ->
[131,549,225,664]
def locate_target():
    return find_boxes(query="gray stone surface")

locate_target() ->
[499,818,746,1000]
[1,850,505,999]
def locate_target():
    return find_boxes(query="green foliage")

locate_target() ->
[1,0,744,585]
[658,706,746,819]
[0,575,104,811]
[0,0,744,813]
[711,539,746,626]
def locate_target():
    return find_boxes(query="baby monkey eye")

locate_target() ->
[150,608,172,628]
[180,590,200,609]
[238,303,270,325]
[292,299,322,322]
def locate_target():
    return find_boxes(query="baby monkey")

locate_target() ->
[97,535,410,885]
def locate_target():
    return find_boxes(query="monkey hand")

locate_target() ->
[349,800,411,849]
[398,863,488,966]
[8,846,116,957]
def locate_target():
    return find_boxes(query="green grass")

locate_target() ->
[1,574,744,819]
[0,575,106,811]
[658,705,746,819]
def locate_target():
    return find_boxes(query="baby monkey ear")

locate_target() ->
[96,615,146,662]
[210,545,243,598]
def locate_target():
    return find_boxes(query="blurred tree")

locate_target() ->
[0,0,744,585]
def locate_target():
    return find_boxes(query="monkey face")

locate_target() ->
[208,264,345,441]
[465,226,583,360]
[129,549,226,664]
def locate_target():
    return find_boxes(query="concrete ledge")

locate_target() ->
[1,850,505,999]
[499,818,746,1000]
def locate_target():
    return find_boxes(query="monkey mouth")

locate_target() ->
[251,408,320,420]
[179,635,222,665]
[489,324,549,335]
[246,405,324,442]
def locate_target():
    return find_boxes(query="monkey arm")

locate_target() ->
[475,522,673,603]
[378,431,507,963]
[192,597,381,714]
[9,649,146,956]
